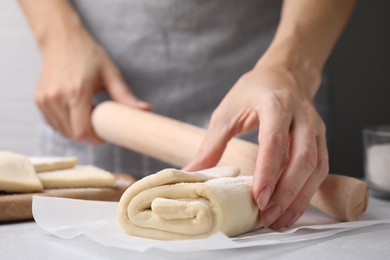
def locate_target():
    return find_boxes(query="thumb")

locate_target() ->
[103,68,151,110]
[183,116,234,172]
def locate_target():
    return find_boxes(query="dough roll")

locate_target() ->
[117,167,262,240]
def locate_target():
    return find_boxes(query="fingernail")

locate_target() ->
[256,185,272,211]
[272,210,294,230]
[125,99,149,109]
[261,204,282,228]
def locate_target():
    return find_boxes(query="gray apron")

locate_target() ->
[38,0,327,179]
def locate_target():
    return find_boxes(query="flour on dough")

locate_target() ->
[0,151,43,193]
[37,165,116,189]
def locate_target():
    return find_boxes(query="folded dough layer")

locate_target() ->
[117,167,262,240]
[29,156,77,172]
[37,165,116,189]
[0,151,43,193]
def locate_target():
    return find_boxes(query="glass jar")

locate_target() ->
[363,126,390,199]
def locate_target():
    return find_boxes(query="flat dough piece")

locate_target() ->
[37,165,116,189]
[0,151,43,193]
[29,157,77,173]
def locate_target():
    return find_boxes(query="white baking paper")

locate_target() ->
[32,196,390,252]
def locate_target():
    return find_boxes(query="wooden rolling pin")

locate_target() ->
[92,101,369,221]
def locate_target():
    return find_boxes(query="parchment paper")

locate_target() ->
[32,196,390,252]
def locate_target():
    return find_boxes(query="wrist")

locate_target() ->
[256,36,323,100]
[37,14,87,54]
[19,0,88,54]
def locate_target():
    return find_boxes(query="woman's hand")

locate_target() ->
[184,64,329,229]
[35,28,150,143]
[184,0,356,229]
[18,0,150,143]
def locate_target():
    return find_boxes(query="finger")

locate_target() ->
[46,94,72,137]
[260,123,318,228]
[183,111,237,172]
[68,86,98,143]
[85,108,104,144]
[252,108,292,211]
[272,131,329,229]
[103,67,151,110]
[185,107,259,172]
[80,103,104,144]
[86,128,103,144]
[39,104,66,136]
[35,92,68,137]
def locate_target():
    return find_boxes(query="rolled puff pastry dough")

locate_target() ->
[117,167,262,240]
[37,165,116,189]
[0,151,43,193]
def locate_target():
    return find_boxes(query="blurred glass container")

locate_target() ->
[363,126,390,199]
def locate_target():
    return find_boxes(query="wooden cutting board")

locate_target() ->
[0,173,135,222]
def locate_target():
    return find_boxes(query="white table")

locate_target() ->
[1,197,390,260]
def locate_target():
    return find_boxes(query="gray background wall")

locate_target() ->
[0,1,40,155]
[327,0,390,178]
[1,1,389,178]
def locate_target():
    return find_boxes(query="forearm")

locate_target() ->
[257,0,356,98]
[18,0,88,53]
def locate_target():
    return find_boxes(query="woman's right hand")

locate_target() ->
[35,27,150,143]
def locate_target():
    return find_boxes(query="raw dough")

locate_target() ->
[37,165,116,189]
[0,151,43,193]
[29,157,77,172]
[117,167,262,240]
